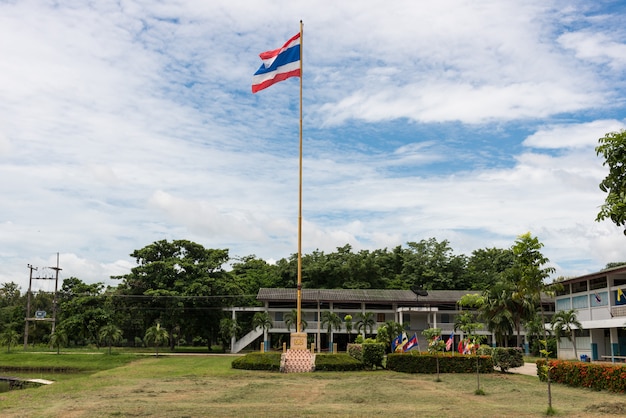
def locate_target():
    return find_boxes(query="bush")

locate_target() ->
[362,343,385,369]
[492,347,524,372]
[386,352,494,374]
[231,353,281,371]
[538,359,626,393]
[315,354,364,371]
[347,343,363,361]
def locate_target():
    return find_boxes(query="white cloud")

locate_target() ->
[1,1,626,290]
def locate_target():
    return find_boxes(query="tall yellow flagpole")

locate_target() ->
[296,20,303,334]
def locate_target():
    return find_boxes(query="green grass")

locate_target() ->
[1,353,625,417]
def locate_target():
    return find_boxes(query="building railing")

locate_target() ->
[611,306,626,317]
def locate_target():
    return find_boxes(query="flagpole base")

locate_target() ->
[290,332,307,351]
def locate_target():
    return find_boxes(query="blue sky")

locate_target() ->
[1,0,626,291]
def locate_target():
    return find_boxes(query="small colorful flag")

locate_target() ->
[446,332,454,351]
[595,292,601,303]
[392,334,402,352]
[404,333,419,352]
[618,288,625,302]
[252,33,301,93]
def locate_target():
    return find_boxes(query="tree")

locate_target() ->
[356,312,376,338]
[219,318,241,352]
[596,130,626,234]
[252,312,273,351]
[320,311,342,349]
[99,324,123,355]
[376,320,405,353]
[402,238,469,290]
[510,233,556,413]
[0,328,20,353]
[423,328,445,382]
[454,311,485,393]
[57,278,109,347]
[344,315,354,343]
[114,240,237,351]
[144,323,169,357]
[284,309,307,332]
[49,328,68,354]
[551,310,582,360]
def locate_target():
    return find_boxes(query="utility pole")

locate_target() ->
[23,254,61,349]
[50,253,62,334]
[23,264,37,349]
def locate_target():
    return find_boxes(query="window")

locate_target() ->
[589,277,607,290]
[555,298,571,311]
[275,312,283,321]
[556,284,570,296]
[571,281,588,294]
[440,314,451,323]
[377,313,386,322]
[572,295,588,309]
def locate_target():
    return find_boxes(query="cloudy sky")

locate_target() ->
[2,0,626,291]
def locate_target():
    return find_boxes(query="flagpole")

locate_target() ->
[296,20,303,334]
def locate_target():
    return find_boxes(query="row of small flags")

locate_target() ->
[392,332,481,354]
[393,332,461,352]
[393,332,419,352]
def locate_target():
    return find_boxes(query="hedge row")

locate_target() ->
[315,354,364,371]
[231,353,282,371]
[538,359,626,393]
[386,352,494,374]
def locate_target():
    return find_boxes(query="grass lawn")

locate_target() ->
[1,352,625,417]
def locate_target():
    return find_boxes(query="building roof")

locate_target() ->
[556,264,626,285]
[256,288,481,304]
[257,288,553,304]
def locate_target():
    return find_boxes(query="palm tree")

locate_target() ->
[0,328,20,353]
[252,312,273,351]
[344,315,354,343]
[284,309,307,332]
[551,309,583,360]
[356,312,376,338]
[321,311,342,350]
[481,282,515,347]
[144,323,169,357]
[99,324,123,355]
[378,320,405,352]
[219,318,241,352]
[49,328,68,355]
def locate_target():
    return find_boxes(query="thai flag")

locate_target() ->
[252,33,301,93]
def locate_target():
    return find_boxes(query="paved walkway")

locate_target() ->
[511,362,538,376]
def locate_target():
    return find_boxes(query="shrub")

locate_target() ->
[231,353,281,371]
[347,343,363,361]
[362,343,385,369]
[538,359,626,393]
[386,352,494,374]
[315,354,363,371]
[492,347,524,372]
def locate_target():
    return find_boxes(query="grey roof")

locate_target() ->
[256,288,553,304]
[256,288,483,304]
[257,288,419,303]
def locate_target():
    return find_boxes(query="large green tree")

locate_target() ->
[114,240,237,350]
[57,278,109,347]
[596,130,626,234]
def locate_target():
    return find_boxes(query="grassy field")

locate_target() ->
[1,352,625,417]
